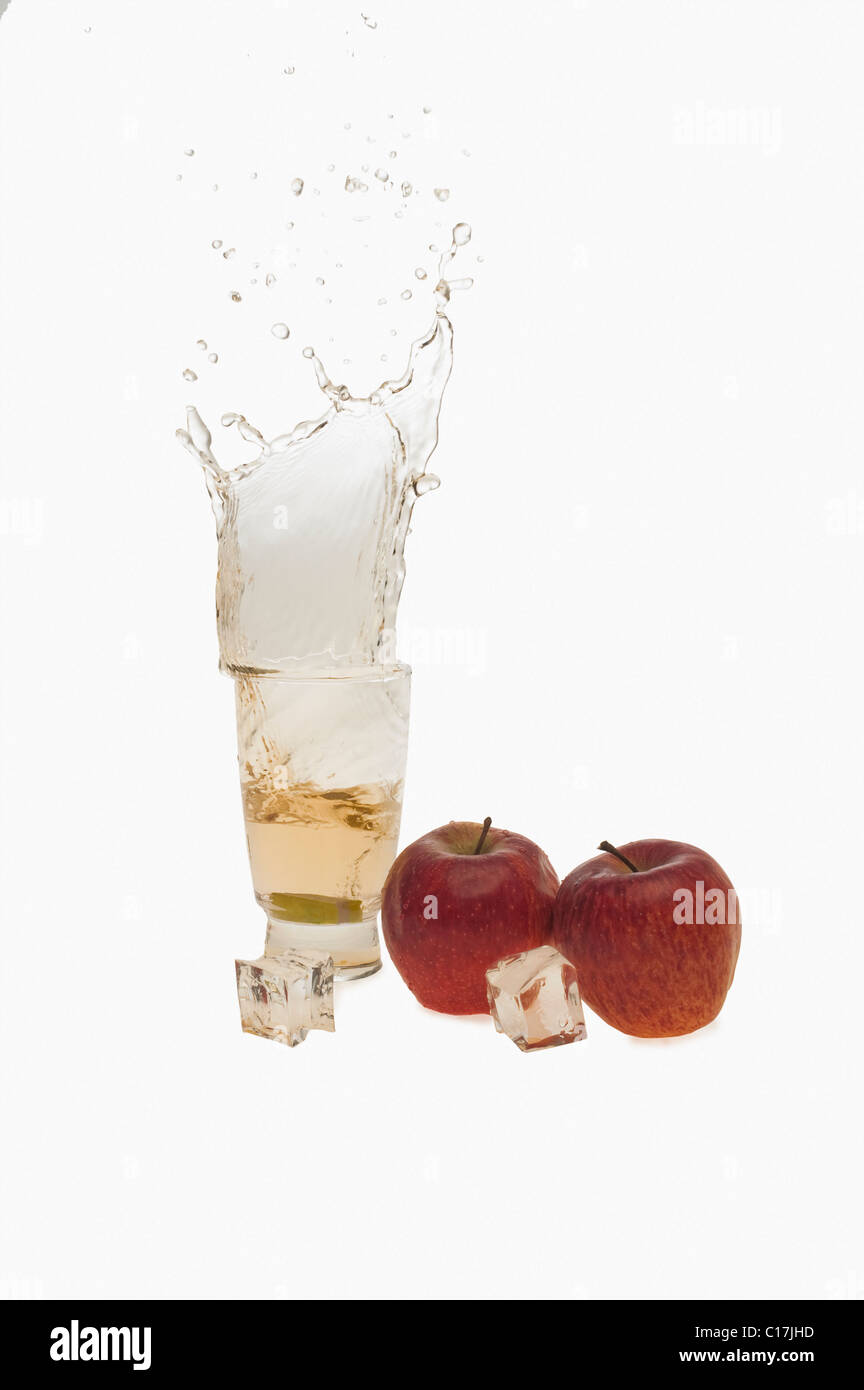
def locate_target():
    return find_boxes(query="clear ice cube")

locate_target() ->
[235,949,335,1047]
[486,945,587,1052]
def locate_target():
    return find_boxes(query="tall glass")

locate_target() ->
[235,663,410,978]
[177,302,456,982]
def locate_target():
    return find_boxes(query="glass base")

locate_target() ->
[265,913,382,980]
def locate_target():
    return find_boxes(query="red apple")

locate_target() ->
[553,838,741,1037]
[381,819,560,1014]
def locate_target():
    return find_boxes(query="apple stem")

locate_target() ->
[474,817,492,854]
[598,840,639,873]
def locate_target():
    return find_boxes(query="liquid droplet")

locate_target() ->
[302,346,315,358]
[271,323,290,340]
[374,168,389,182]
[401,181,413,198]
[221,412,242,427]
[377,297,387,306]
[222,247,235,259]
[345,175,367,193]
[400,289,412,300]
[285,221,294,231]
[434,188,450,202]
[265,273,277,287]
[315,277,325,286]
[414,267,427,280]
[361,13,378,27]
[211,239,223,249]
[291,177,304,195]
[208,353,219,363]
[414,473,441,496]
[184,148,195,157]
[452,222,472,246]
[282,66,295,75]
[230,291,242,302]
[196,339,207,351]
[422,105,432,114]
[182,368,198,382]
[250,171,258,180]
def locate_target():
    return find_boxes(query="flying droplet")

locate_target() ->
[401,181,413,198]
[222,247,235,259]
[182,368,198,382]
[196,339,207,351]
[380,354,388,362]
[377,297,387,305]
[285,221,294,231]
[388,150,397,159]
[265,273,277,287]
[374,168,389,182]
[208,353,218,363]
[400,289,412,300]
[361,13,378,27]
[452,222,472,246]
[271,323,290,340]
[422,105,432,114]
[327,163,335,172]
[211,239,223,249]
[282,66,295,75]
[315,277,325,286]
[184,148,195,157]
[434,188,450,202]
[414,267,427,280]
[230,291,242,302]
[345,175,367,193]
[291,177,304,195]
[302,346,315,358]
[250,171,258,180]
[175,174,183,182]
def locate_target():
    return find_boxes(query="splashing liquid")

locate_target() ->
[177,224,471,677]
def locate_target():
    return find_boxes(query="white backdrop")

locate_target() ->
[1,0,862,1300]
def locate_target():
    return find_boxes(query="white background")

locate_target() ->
[1,0,862,1300]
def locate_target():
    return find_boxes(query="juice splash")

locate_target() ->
[177,225,471,675]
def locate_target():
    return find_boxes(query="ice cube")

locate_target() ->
[486,945,587,1052]
[235,949,335,1047]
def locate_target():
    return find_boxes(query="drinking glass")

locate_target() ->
[235,663,410,978]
